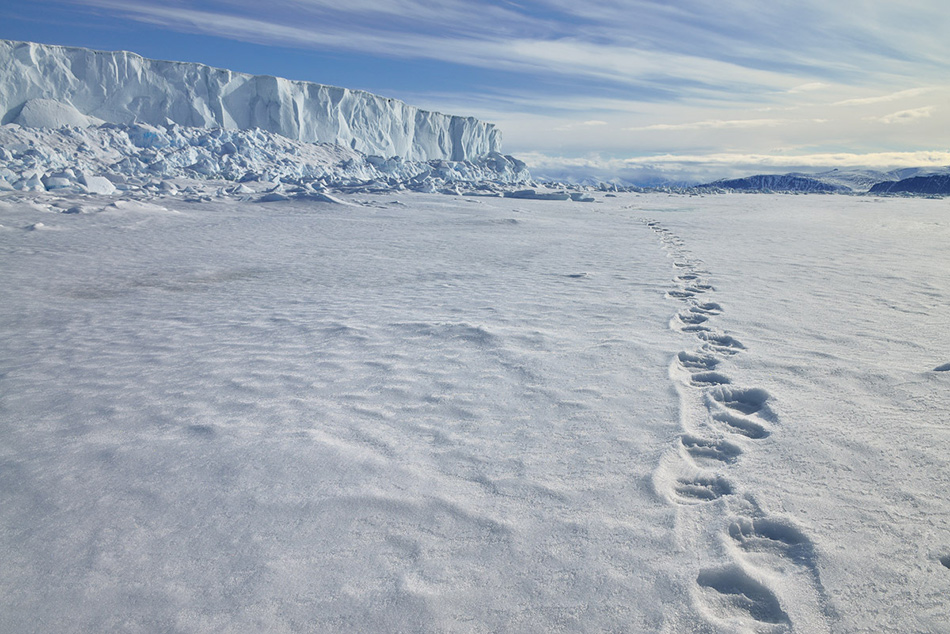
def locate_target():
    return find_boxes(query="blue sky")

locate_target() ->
[3,0,949,181]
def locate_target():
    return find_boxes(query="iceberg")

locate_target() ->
[0,39,501,161]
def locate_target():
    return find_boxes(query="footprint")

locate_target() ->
[677,310,709,325]
[933,363,950,372]
[698,331,745,354]
[729,517,814,564]
[680,324,712,333]
[681,434,742,464]
[677,351,720,372]
[696,565,789,626]
[676,273,699,281]
[940,555,950,569]
[667,290,696,299]
[691,302,723,315]
[712,411,769,439]
[674,475,733,502]
[690,371,731,387]
[707,386,771,417]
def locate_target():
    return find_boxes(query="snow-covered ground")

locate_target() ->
[1,190,948,632]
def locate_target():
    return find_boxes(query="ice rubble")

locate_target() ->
[0,39,499,161]
[0,121,531,199]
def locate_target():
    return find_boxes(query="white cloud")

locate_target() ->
[870,106,935,125]
[554,120,609,131]
[625,118,826,132]
[832,88,935,107]
[788,82,829,93]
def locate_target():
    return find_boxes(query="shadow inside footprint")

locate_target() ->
[712,411,769,439]
[697,566,789,625]
[668,290,695,299]
[933,363,950,372]
[940,555,950,569]
[692,301,723,314]
[678,311,709,325]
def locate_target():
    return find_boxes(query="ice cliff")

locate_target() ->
[0,39,501,161]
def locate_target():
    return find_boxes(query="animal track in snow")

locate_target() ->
[676,351,720,372]
[681,434,742,464]
[680,324,712,334]
[674,474,733,502]
[696,565,789,626]
[690,371,731,387]
[667,289,696,299]
[712,411,770,440]
[706,386,772,418]
[690,302,723,315]
[729,517,815,565]
[698,331,745,354]
[677,310,709,325]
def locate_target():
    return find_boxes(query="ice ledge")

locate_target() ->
[0,39,501,162]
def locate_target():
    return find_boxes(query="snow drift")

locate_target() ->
[0,39,501,161]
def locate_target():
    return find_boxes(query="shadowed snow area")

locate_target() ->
[1,192,949,632]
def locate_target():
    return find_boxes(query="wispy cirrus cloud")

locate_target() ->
[833,88,936,107]
[23,0,950,177]
[71,0,806,101]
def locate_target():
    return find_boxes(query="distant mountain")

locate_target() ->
[697,167,950,194]
[868,174,950,195]
[700,174,846,193]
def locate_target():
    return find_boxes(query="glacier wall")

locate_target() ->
[0,39,502,161]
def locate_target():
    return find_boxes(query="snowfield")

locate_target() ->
[1,191,949,632]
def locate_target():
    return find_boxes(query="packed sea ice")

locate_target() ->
[1,190,948,632]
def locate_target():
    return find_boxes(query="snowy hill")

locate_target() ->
[868,173,950,195]
[696,167,950,194]
[0,39,500,161]
[702,174,846,193]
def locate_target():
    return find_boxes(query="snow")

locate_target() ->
[12,98,99,129]
[0,40,500,161]
[1,189,948,632]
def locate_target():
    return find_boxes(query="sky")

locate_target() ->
[3,0,950,183]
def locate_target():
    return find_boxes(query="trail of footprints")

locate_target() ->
[643,219,830,631]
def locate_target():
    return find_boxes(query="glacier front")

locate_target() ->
[0,39,501,162]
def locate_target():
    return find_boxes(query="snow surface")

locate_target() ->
[0,40,500,161]
[1,190,949,633]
